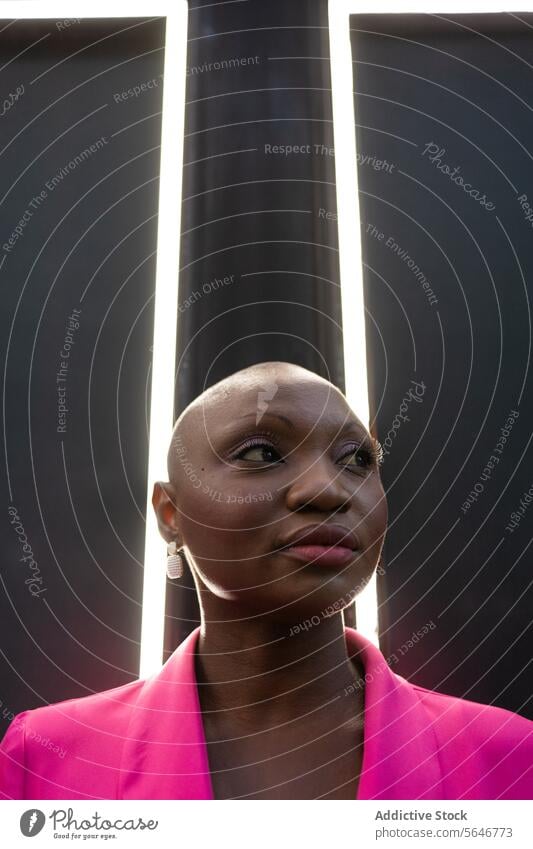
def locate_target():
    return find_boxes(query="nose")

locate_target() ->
[284,455,353,514]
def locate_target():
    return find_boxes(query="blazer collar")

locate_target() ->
[118,626,443,799]
[118,626,213,799]
[344,627,444,799]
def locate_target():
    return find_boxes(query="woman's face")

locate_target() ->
[154,367,388,623]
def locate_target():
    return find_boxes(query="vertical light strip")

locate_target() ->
[139,2,189,678]
[328,0,379,645]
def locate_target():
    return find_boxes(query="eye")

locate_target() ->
[338,441,381,471]
[233,436,283,465]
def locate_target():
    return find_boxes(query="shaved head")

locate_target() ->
[153,358,386,627]
[167,361,345,483]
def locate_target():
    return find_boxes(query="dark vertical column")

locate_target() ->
[164,0,345,653]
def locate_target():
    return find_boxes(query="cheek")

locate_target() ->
[177,476,282,600]
[177,476,276,557]
[359,480,388,544]
[180,495,277,600]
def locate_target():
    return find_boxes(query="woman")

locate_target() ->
[1,361,532,799]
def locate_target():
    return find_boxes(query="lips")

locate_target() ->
[276,523,359,553]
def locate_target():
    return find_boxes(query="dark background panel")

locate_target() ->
[0,17,165,736]
[352,13,532,718]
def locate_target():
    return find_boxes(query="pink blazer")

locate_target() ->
[1,625,532,799]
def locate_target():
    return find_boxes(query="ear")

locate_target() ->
[152,481,182,545]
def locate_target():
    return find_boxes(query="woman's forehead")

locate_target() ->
[204,374,342,412]
[197,378,363,434]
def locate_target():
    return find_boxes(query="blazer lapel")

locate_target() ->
[345,627,444,799]
[118,626,214,799]
[118,624,443,799]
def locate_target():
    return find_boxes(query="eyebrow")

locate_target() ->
[237,412,295,429]
[235,411,370,439]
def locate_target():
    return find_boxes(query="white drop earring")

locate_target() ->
[166,541,184,579]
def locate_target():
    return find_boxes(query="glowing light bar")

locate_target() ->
[139,3,188,677]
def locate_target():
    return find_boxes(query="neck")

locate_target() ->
[194,613,364,730]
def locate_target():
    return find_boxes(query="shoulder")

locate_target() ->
[0,677,145,800]
[345,627,533,798]
[8,675,145,743]
[408,679,533,740]
[405,679,533,798]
